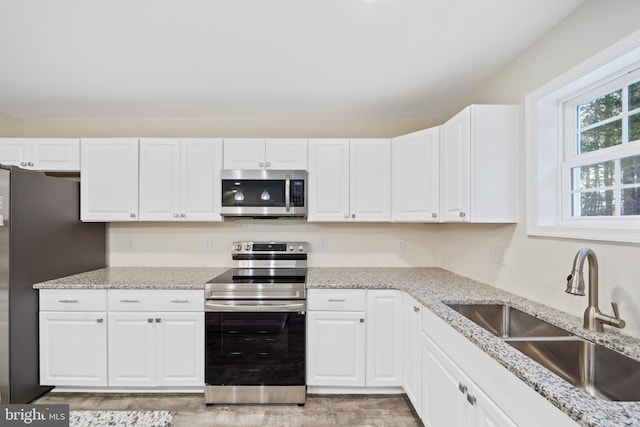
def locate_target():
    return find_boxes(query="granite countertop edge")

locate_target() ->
[35,266,640,427]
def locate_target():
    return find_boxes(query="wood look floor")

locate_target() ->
[34,393,423,426]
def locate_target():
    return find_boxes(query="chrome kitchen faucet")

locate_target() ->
[565,248,625,332]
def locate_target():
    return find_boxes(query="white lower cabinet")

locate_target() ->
[421,332,515,427]
[39,289,204,389]
[403,293,422,417]
[306,289,402,389]
[108,311,204,387]
[39,311,108,387]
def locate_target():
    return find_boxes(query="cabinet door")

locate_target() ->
[30,138,80,171]
[39,312,107,387]
[307,139,350,222]
[403,294,422,416]
[80,138,139,221]
[108,312,156,387]
[392,128,440,222]
[0,138,28,167]
[350,139,391,221]
[366,290,403,387]
[139,138,181,221]
[156,312,204,386]
[307,310,365,386]
[471,384,517,427]
[440,107,471,222]
[223,138,265,169]
[181,138,223,221]
[265,138,308,169]
[421,332,471,427]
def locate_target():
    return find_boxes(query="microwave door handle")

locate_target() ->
[285,174,291,212]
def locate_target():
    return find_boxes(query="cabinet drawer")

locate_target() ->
[108,290,203,311]
[307,289,366,311]
[39,289,107,311]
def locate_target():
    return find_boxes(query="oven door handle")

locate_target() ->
[285,174,291,212]
[205,300,306,313]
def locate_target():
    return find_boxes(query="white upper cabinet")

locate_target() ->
[308,139,351,221]
[0,138,80,171]
[223,138,307,170]
[392,128,440,222]
[81,138,139,222]
[308,138,390,222]
[440,105,518,223]
[139,138,223,221]
[350,139,391,222]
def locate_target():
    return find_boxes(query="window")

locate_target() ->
[526,29,640,243]
[561,73,640,221]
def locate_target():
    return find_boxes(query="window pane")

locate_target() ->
[629,112,640,142]
[621,154,640,184]
[629,80,640,111]
[579,120,622,153]
[578,89,622,128]
[621,188,640,215]
[572,161,615,190]
[574,190,615,216]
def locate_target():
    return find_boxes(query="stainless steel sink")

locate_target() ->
[447,304,573,338]
[508,339,640,401]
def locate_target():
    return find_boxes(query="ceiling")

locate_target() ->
[0,0,584,121]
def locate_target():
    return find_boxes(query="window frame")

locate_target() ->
[526,28,640,243]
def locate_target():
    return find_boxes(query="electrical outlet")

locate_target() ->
[319,239,328,251]
[397,239,405,252]
[204,239,212,251]
[491,246,506,265]
[125,238,134,251]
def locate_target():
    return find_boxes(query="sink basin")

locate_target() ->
[447,304,573,338]
[508,339,640,401]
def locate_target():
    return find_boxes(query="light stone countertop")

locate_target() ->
[34,266,640,426]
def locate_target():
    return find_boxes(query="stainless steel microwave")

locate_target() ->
[220,169,307,219]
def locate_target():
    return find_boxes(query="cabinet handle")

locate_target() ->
[155,318,161,323]
[344,214,349,219]
[96,318,104,323]
[359,318,365,323]
[148,318,154,323]
[327,299,345,302]
[458,383,467,394]
[352,213,356,219]
[130,213,136,218]
[120,299,140,303]
[170,299,190,303]
[432,213,438,218]
[259,162,265,167]
[58,299,79,303]
[173,213,179,218]
[265,161,271,167]
[413,306,420,313]
[466,394,476,406]
[459,212,466,218]
[27,161,34,167]
[20,162,27,167]
[180,213,186,218]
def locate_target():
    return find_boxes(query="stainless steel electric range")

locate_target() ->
[204,241,307,405]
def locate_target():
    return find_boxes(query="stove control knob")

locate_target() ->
[244,244,251,251]
[297,244,305,252]
[234,244,242,251]
[288,244,295,252]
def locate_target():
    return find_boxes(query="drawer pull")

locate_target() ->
[458,383,467,394]
[119,299,140,303]
[170,299,190,303]
[96,318,104,323]
[413,306,420,313]
[327,299,345,302]
[148,318,154,323]
[58,299,79,303]
[155,318,161,323]
[466,394,476,406]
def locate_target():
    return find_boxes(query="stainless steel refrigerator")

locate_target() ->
[0,166,106,403]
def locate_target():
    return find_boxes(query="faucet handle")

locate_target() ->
[612,302,621,319]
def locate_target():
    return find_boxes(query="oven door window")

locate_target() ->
[222,180,286,208]
[205,312,305,386]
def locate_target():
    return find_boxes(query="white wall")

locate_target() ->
[439,0,640,338]
[0,112,23,137]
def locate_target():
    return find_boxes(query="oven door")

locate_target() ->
[205,300,305,387]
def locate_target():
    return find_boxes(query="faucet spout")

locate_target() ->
[565,248,625,332]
